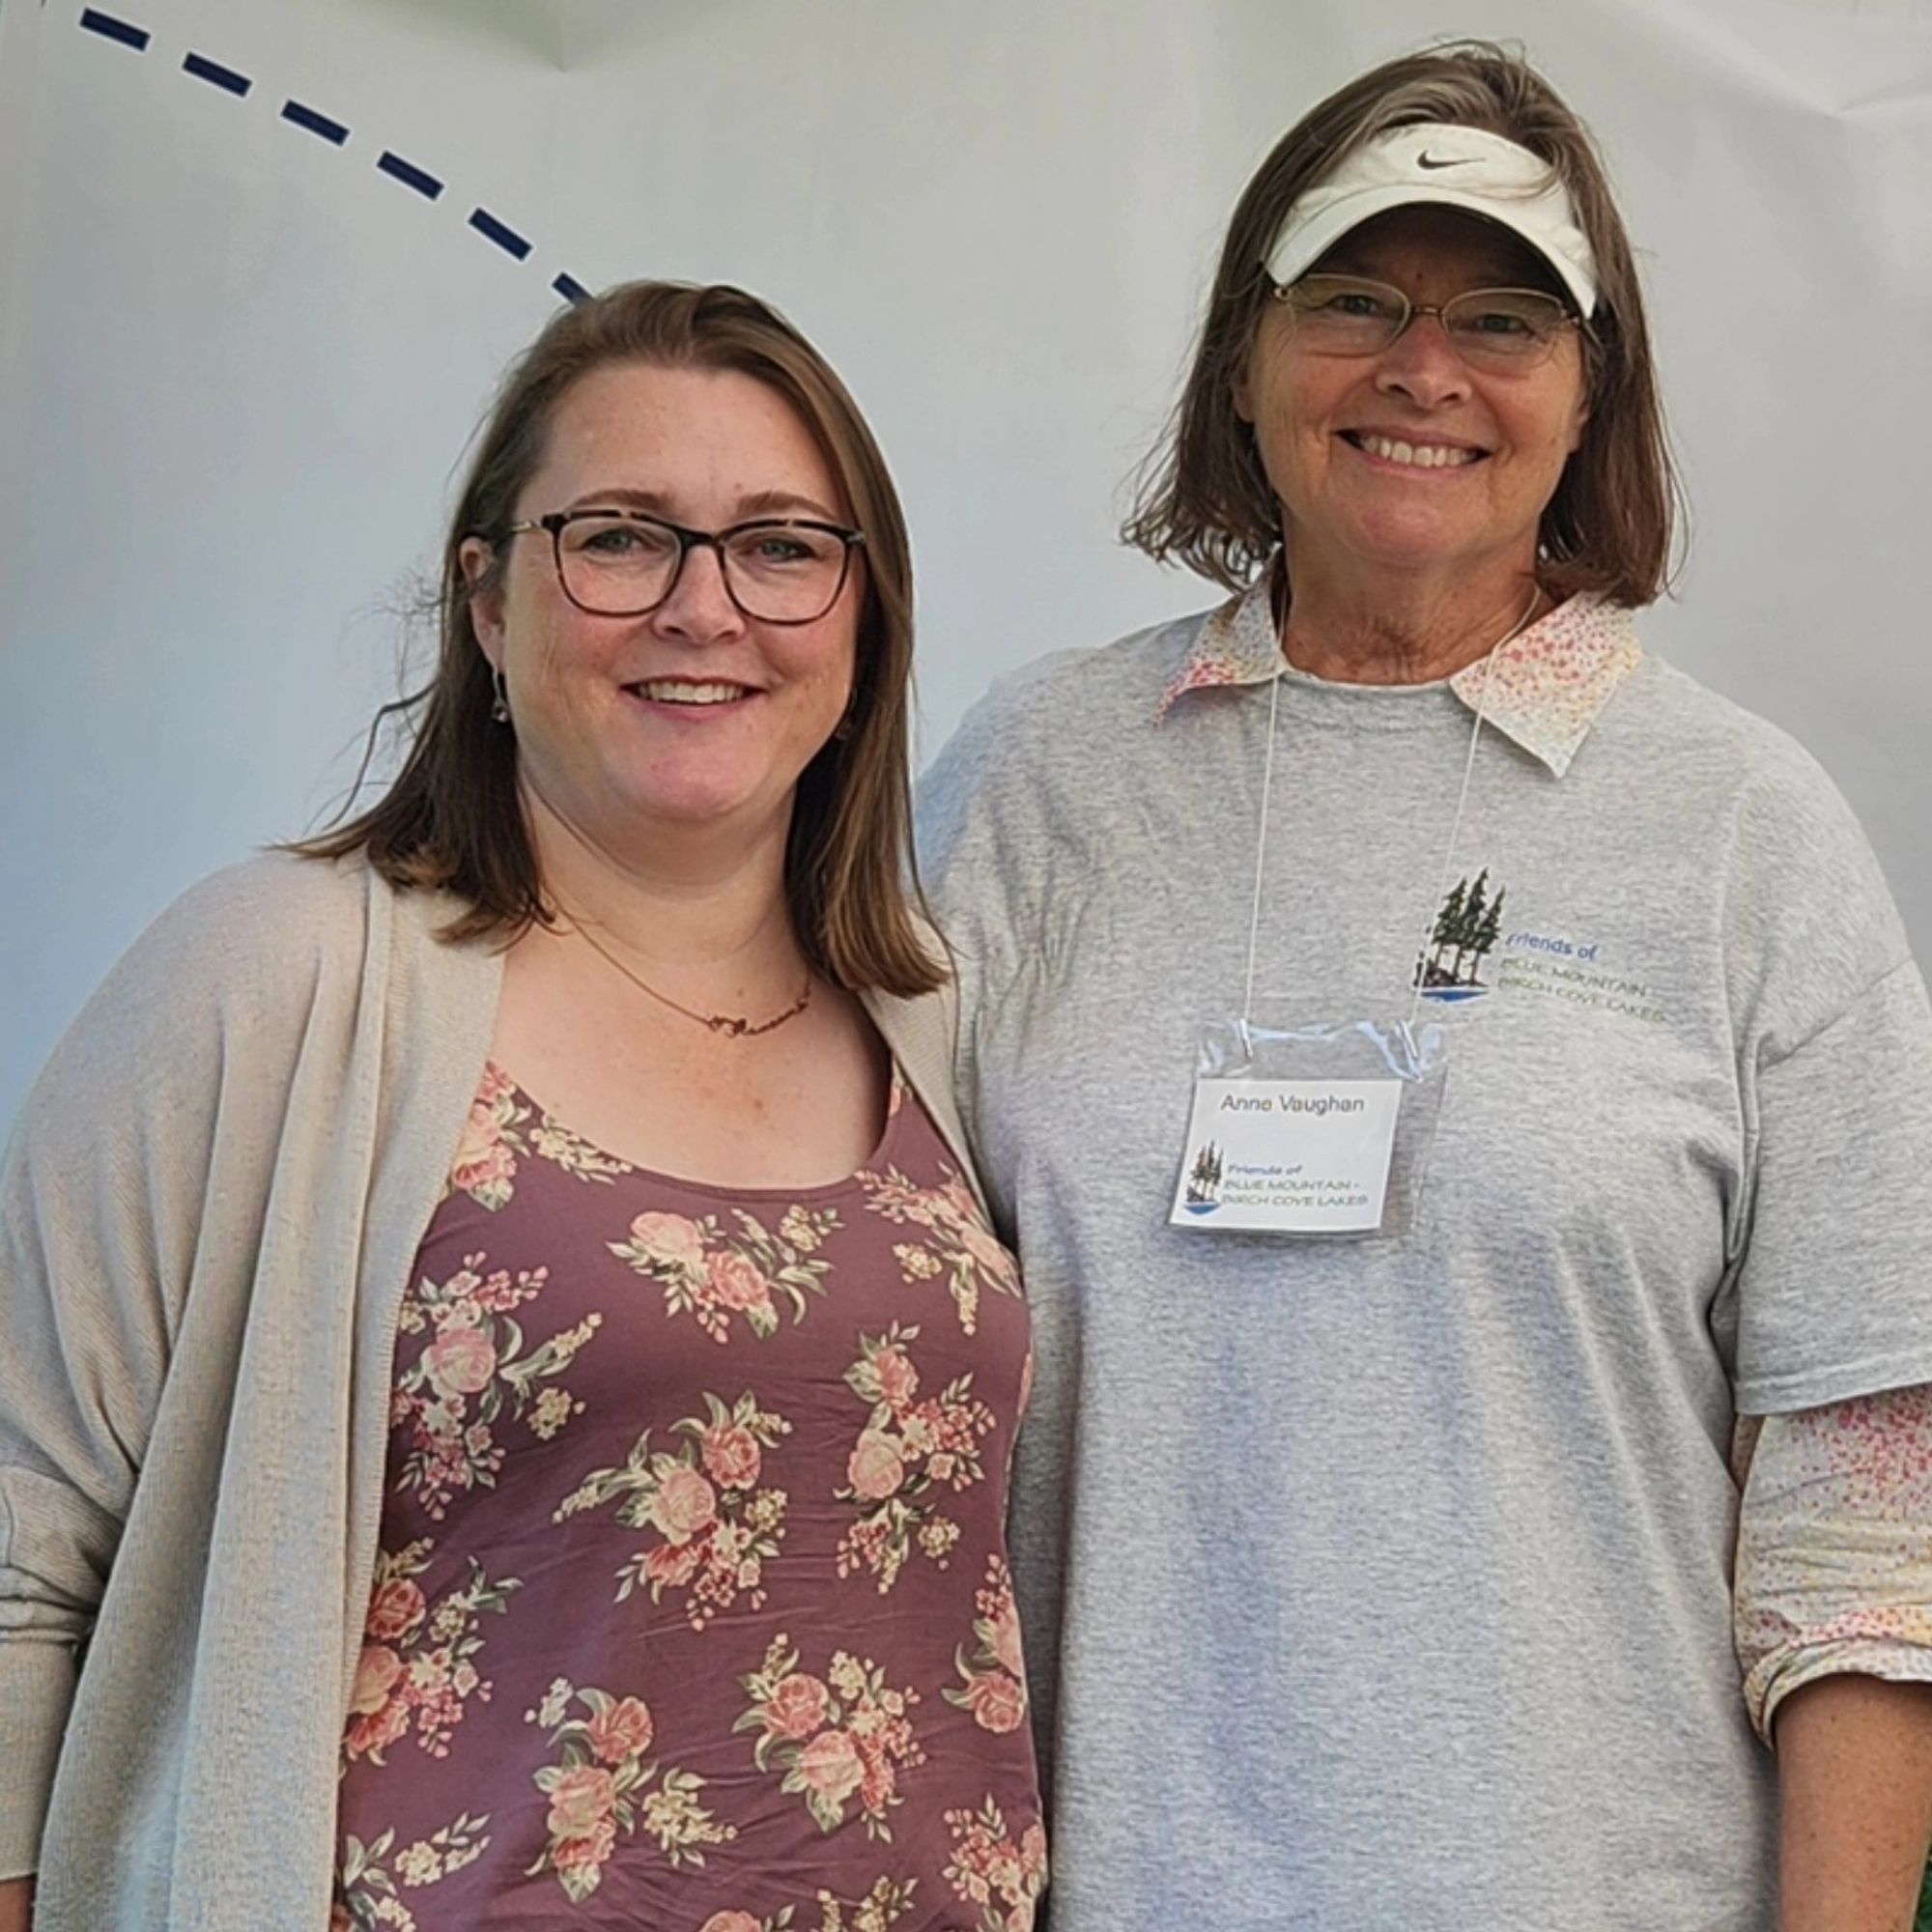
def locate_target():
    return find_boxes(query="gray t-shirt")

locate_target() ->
[917,587,1932,1932]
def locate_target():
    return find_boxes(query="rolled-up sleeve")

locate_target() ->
[1734,1384,1932,1743]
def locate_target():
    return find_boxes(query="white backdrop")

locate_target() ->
[2,0,1929,1124]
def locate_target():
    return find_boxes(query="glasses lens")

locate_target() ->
[1440,290,1570,367]
[721,523,850,622]
[557,514,681,613]
[1284,275,1407,355]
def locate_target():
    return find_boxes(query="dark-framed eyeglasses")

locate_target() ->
[499,508,866,625]
[1273,273,1582,372]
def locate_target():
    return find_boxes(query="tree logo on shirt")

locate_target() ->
[1416,868,1506,1003]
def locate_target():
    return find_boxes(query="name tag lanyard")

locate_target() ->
[1173,593,1529,1237]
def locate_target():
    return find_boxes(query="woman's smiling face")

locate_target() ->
[1236,204,1590,591]
[465,360,861,855]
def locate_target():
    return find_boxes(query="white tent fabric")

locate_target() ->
[2,0,1928,1122]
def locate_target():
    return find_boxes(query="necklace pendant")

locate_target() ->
[568,915,810,1039]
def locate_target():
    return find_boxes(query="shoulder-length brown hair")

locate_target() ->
[1124,40,1681,606]
[299,279,942,995]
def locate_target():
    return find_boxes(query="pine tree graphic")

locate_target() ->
[1452,870,1490,981]
[1472,886,1505,972]
[1186,1140,1224,1205]
[1418,870,1507,992]
[1426,878,1467,980]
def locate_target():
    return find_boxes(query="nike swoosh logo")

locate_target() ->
[1417,152,1474,169]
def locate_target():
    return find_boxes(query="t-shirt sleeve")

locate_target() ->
[1731,959,1932,1412]
[1719,740,1932,1414]
[917,681,1049,1221]
[917,677,1072,1803]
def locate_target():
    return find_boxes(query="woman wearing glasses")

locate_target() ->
[0,283,1042,1930]
[922,42,1932,1931]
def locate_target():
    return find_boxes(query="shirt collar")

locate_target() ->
[1155,575,1643,778]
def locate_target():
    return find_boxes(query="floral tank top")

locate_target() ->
[331,1063,1044,1932]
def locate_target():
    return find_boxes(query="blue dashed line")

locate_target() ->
[376,151,443,200]
[281,99,350,146]
[184,52,250,97]
[79,7,148,50]
[78,7,583,301]
[469,209,531,261]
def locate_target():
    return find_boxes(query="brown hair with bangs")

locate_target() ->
[298,279,942,996]
[1123,40,1681,605]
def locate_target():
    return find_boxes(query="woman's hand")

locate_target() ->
[1777,1674,1932,1931]
[0,1877,34,1931]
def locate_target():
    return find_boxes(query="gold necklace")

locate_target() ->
[569,920,813,1038]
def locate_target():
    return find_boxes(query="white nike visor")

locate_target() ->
[1263,123,1599,318]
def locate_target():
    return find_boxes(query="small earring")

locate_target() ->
[490,667,510,724]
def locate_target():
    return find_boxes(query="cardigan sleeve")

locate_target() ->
[0,861,314,1877]
[1734,1384,1932,1742]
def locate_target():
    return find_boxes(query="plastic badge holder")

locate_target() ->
[1170,1016,1448,1238]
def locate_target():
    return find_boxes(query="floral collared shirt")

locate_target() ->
[1157,576,1643,779]
[1735,1393,1932,1739]
[1164,571,1932,1744]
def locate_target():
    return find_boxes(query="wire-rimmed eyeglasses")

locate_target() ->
[500,508,866,625]
[1273,273,1582,372]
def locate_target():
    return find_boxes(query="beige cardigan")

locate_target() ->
[0,851,977,1930]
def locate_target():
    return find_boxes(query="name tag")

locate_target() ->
[1170,1077,1404,1234]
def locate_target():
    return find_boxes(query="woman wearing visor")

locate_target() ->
[921,41,1932,1930]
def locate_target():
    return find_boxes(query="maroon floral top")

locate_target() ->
[331,1063,1044,1932]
